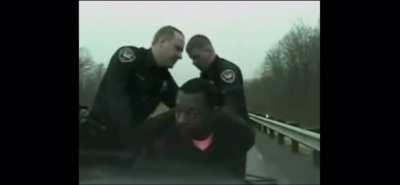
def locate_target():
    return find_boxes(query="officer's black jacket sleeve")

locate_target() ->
[160,74,178,108]
[222,91,244,117]
[216,111,255,153]
[219,67,246,116]
[89,46,140,124]
[219,68,243,94]
[108,47,141,85]
[135,109,176,154]
[230,116,255,152]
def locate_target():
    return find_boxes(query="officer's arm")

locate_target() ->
[108,46,140,86]
[135,109,176,155]
[139,109,175,138]
[89,46,138,124]
[222,92,245,116]
[231,116,255,152]
[219,68,245,115]
[220,112,255,152]
[160,75,178,108]
[225,114,254,177]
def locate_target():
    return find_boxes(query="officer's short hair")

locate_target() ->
[152,25,184,45]
[186,34,214,53]
[180,78,222,108]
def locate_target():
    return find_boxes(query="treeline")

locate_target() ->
[245,21,320,128]
[79,47,106,107]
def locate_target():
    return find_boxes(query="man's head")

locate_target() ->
[175,78,222,139]
[186,34,216,71]
[151,25,185,68]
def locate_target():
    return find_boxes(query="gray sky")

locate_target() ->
[79,1,320,86]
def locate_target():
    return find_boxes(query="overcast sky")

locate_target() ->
[79,1,319,86]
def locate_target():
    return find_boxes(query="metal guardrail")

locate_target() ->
[248,112,320,166]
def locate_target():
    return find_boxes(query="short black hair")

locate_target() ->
[180,78,222,108]
[186,34,213,53]
[152,25,184,45]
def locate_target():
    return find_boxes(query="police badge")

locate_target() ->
[118,47,136,63]
[220,69,236,83]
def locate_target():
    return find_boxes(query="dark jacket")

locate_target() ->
[86,46,178,149]
[137,109,255,176]
[200,55,249,121]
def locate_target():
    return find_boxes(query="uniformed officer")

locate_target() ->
[86,25,185,164]
[185,34,249,121]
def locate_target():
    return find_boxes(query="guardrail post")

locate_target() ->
[262,126,267,133]
[291,140,299,153]
[313,150,320,167]
[278,133,284,145]
[269,129,275,138]
[249,114,320,159]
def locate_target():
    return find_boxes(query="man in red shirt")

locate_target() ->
[137,78,255,178]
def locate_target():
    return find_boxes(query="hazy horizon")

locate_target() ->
[79,1,320,85]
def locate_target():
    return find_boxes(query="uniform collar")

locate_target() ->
[145,48,159,68]
[202,55,220,75]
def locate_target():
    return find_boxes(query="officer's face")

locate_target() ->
[175,91,212,138]
[158,32,185,68]
[188,48,213,71]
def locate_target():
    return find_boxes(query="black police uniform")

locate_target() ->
[200,55,249,121]
[87,46,178,152]
[199,56,251,177]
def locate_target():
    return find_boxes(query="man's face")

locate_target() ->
[157,32,185,68]
[175,91,211,138]
[188,48,212,71]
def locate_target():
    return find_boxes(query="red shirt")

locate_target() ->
[192,133,214,152]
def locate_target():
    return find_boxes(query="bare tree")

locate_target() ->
[79,47,106,107]
[245,20,320,128]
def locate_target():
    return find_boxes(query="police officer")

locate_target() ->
[185,35,252,177]
[185,34,249,121]
[87,25,185,164]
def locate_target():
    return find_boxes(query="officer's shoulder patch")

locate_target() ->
[220,69,236,84]
[118,47,136,63]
